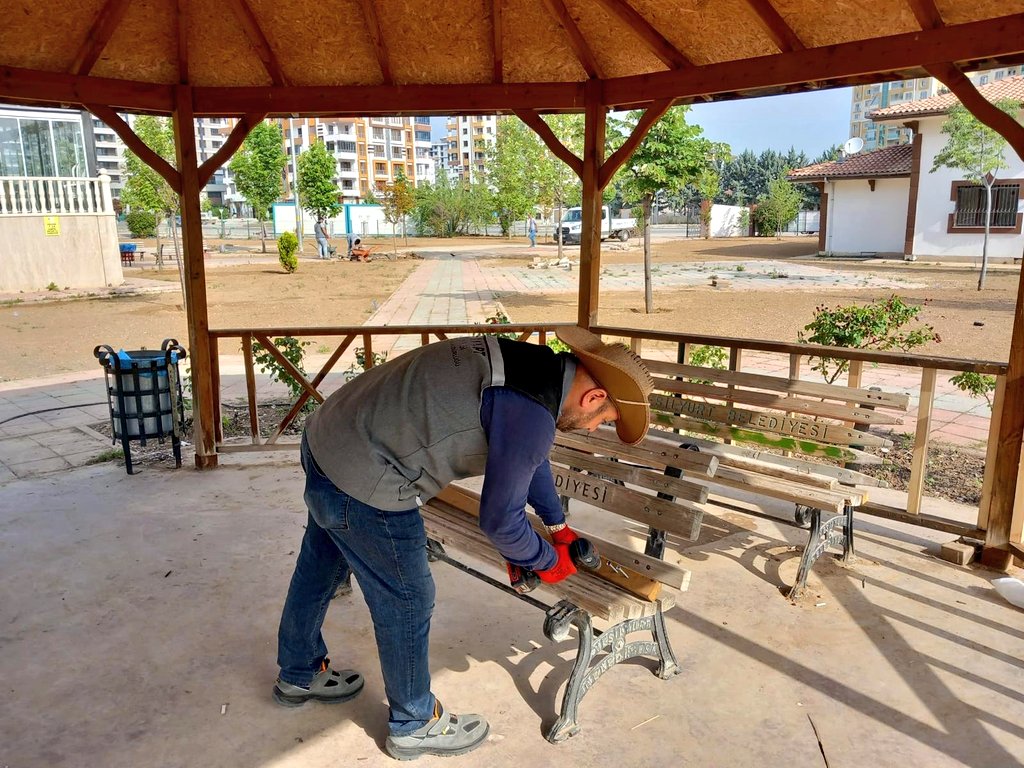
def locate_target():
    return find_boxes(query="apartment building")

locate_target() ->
[430,140,454,181]
[850,67,1022,150]
[279,116,434,204]
[445,115,497,182]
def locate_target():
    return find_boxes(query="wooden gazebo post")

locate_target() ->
[927,64,1024,568]
[578,81,606,329]
[172,85,217,468]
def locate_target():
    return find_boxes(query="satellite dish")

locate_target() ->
[843,136,865,155]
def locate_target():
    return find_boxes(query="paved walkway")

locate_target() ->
[0,249,999,480]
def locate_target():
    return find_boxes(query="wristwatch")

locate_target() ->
[545,522,568,534]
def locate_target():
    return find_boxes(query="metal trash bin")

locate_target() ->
[94,339,188,474]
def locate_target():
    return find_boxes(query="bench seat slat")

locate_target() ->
[644,359,911,410]
[437,484,690,593]
[421,500,673,619]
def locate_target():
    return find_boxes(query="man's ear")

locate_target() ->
[582,387,610,410]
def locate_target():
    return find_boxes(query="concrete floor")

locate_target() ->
[1,455,1022,768]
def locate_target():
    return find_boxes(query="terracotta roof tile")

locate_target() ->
[870,75,1024,120]
[787,144,913,181]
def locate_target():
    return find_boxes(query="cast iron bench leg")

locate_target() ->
[544,599,680,743]
[788,503,856,600]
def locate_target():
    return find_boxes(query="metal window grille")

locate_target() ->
[954,183,1020,227]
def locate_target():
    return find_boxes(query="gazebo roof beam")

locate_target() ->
[599,97,673,189]
[224,0,287,86]
[86,103,181,193]
[357,0,394,85]
[540,0,603,80]
[906,0,944,30]
[191,81,586,115]
[197,112,266,186]
[514,110,582,176]
[176,0,190,85]
[492,0,504,83]
[603,13,1024,105]
[70,0,133,76]
[591,0,691,68]
[743,0,805,52]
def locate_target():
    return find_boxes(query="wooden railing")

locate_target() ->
[208,322,1010,542]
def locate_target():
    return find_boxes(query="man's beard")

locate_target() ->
[556,408,589,432]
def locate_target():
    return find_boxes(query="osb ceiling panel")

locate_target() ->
[375,0,492,84]
[772,0,919,49]
[247,0,385,86]
[0,0,107,72]
[186,5,271,87]
[565,0,666,79]
[936,0,1024,24]
[90,0,178,83]
[503,0,588,83]
[629,0,780,65]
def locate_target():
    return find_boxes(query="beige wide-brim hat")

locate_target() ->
[556,326,654,445]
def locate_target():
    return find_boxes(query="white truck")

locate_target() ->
[556,206,636,245]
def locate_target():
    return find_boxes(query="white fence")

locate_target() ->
[0,175,114,216]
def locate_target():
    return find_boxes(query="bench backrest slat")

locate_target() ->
[650,394,891,448]
[653,377,902,426]
[645,359,911,410]
[550,445,708,503]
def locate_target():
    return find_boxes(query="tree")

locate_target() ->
[612,106,714,312]
[535,114,584,259]
[298,139,341,225]
[379,169,415,256]
[121,116,183,296]
[411,174,476,237]
[754,176,802,237]
[229,121,287,253]
[695,167,721,238]
[488,117,543,236]
[930,99,1021,290]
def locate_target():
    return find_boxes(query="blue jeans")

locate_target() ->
[528,231,536,247]
[316,240,330,259]
[277,434,437,734]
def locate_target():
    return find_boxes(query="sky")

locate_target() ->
[430,86,855,159]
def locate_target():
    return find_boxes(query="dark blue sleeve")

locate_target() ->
[479,388,558,571]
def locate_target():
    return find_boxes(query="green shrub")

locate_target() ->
[949,371,996,408]
[277,231,299,273]
[125,210,157,237]
[798,295,939,384]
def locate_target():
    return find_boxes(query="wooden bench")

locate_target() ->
[420,440,718,743]
[641,357,910,598]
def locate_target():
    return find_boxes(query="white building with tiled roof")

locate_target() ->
[790,78,1023,261]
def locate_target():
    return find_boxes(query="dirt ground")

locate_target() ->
[498,238,1020,362]
[0,235,1019,382]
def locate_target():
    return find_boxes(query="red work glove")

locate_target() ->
[548,524,579,547]
[536,542,577,584]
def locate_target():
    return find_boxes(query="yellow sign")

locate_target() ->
[43,216,61,236]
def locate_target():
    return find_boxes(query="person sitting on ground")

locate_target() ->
[272,326,654,760]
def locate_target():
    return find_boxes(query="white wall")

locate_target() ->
[911,112,1024,260]
[709,204,745,236]
[825,177,909,255]
[0,176,122,292]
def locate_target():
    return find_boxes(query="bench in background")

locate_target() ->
[641,358,910,598]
